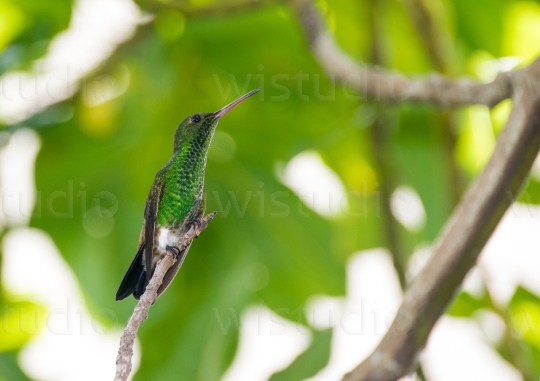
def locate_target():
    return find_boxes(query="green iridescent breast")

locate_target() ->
[156,146,206,228]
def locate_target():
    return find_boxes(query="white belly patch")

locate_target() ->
[157,228,180,255]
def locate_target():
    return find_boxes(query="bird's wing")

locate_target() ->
[156,241,192,298]
[144,169,166,281]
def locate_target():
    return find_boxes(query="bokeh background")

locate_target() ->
[1,0,540,380]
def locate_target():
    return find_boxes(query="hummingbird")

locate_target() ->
[116,89,260,301]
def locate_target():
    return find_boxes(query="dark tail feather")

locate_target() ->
[133,270,148,300]
[116,244,146,301]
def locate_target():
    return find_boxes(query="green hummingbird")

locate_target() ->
[116,89,259,301]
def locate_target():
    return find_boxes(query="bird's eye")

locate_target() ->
[191,115,202,123]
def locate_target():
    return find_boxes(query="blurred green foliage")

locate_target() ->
[270,328,332,381]
[1,0,540,380]
[0,0,71,73]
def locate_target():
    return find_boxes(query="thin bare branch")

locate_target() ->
[114,212,216,381]
[365,0,407,290]
[341,60,540,380]
[400,0,463,205]
[370,113,408,289]
[294,0,513,108]
[401,0,449,73]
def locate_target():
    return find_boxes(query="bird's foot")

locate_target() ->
[166,245,181,258]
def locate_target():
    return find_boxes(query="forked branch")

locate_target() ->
[294,1,540,380]
[343,64,540,381]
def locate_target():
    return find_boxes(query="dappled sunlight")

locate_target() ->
[282,150,348,218]
[456,106,496,175]
[220,306,311,381]
[0,128,40,227]
[305,249,404,381]
[503,2,540,63]
[480,203,540,305]
[390,186,426,232]
[422,318,521,381]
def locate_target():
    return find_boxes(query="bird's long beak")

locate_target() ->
[213,88,260,118]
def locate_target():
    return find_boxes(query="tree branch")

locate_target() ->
[294,0,513,108]
[114,212,216,381]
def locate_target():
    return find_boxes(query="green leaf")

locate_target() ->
[0,300,45,352]
[509,286,540,349]
[518,177,540,205]
[494,333,540,380]
[447,291,488,318]
[0,351,32,381]
[452,0,508,56]
[0,0,27,51]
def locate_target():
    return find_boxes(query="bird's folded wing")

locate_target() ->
[144,169,166,281]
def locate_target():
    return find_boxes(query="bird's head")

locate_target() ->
[173,88,259,153]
